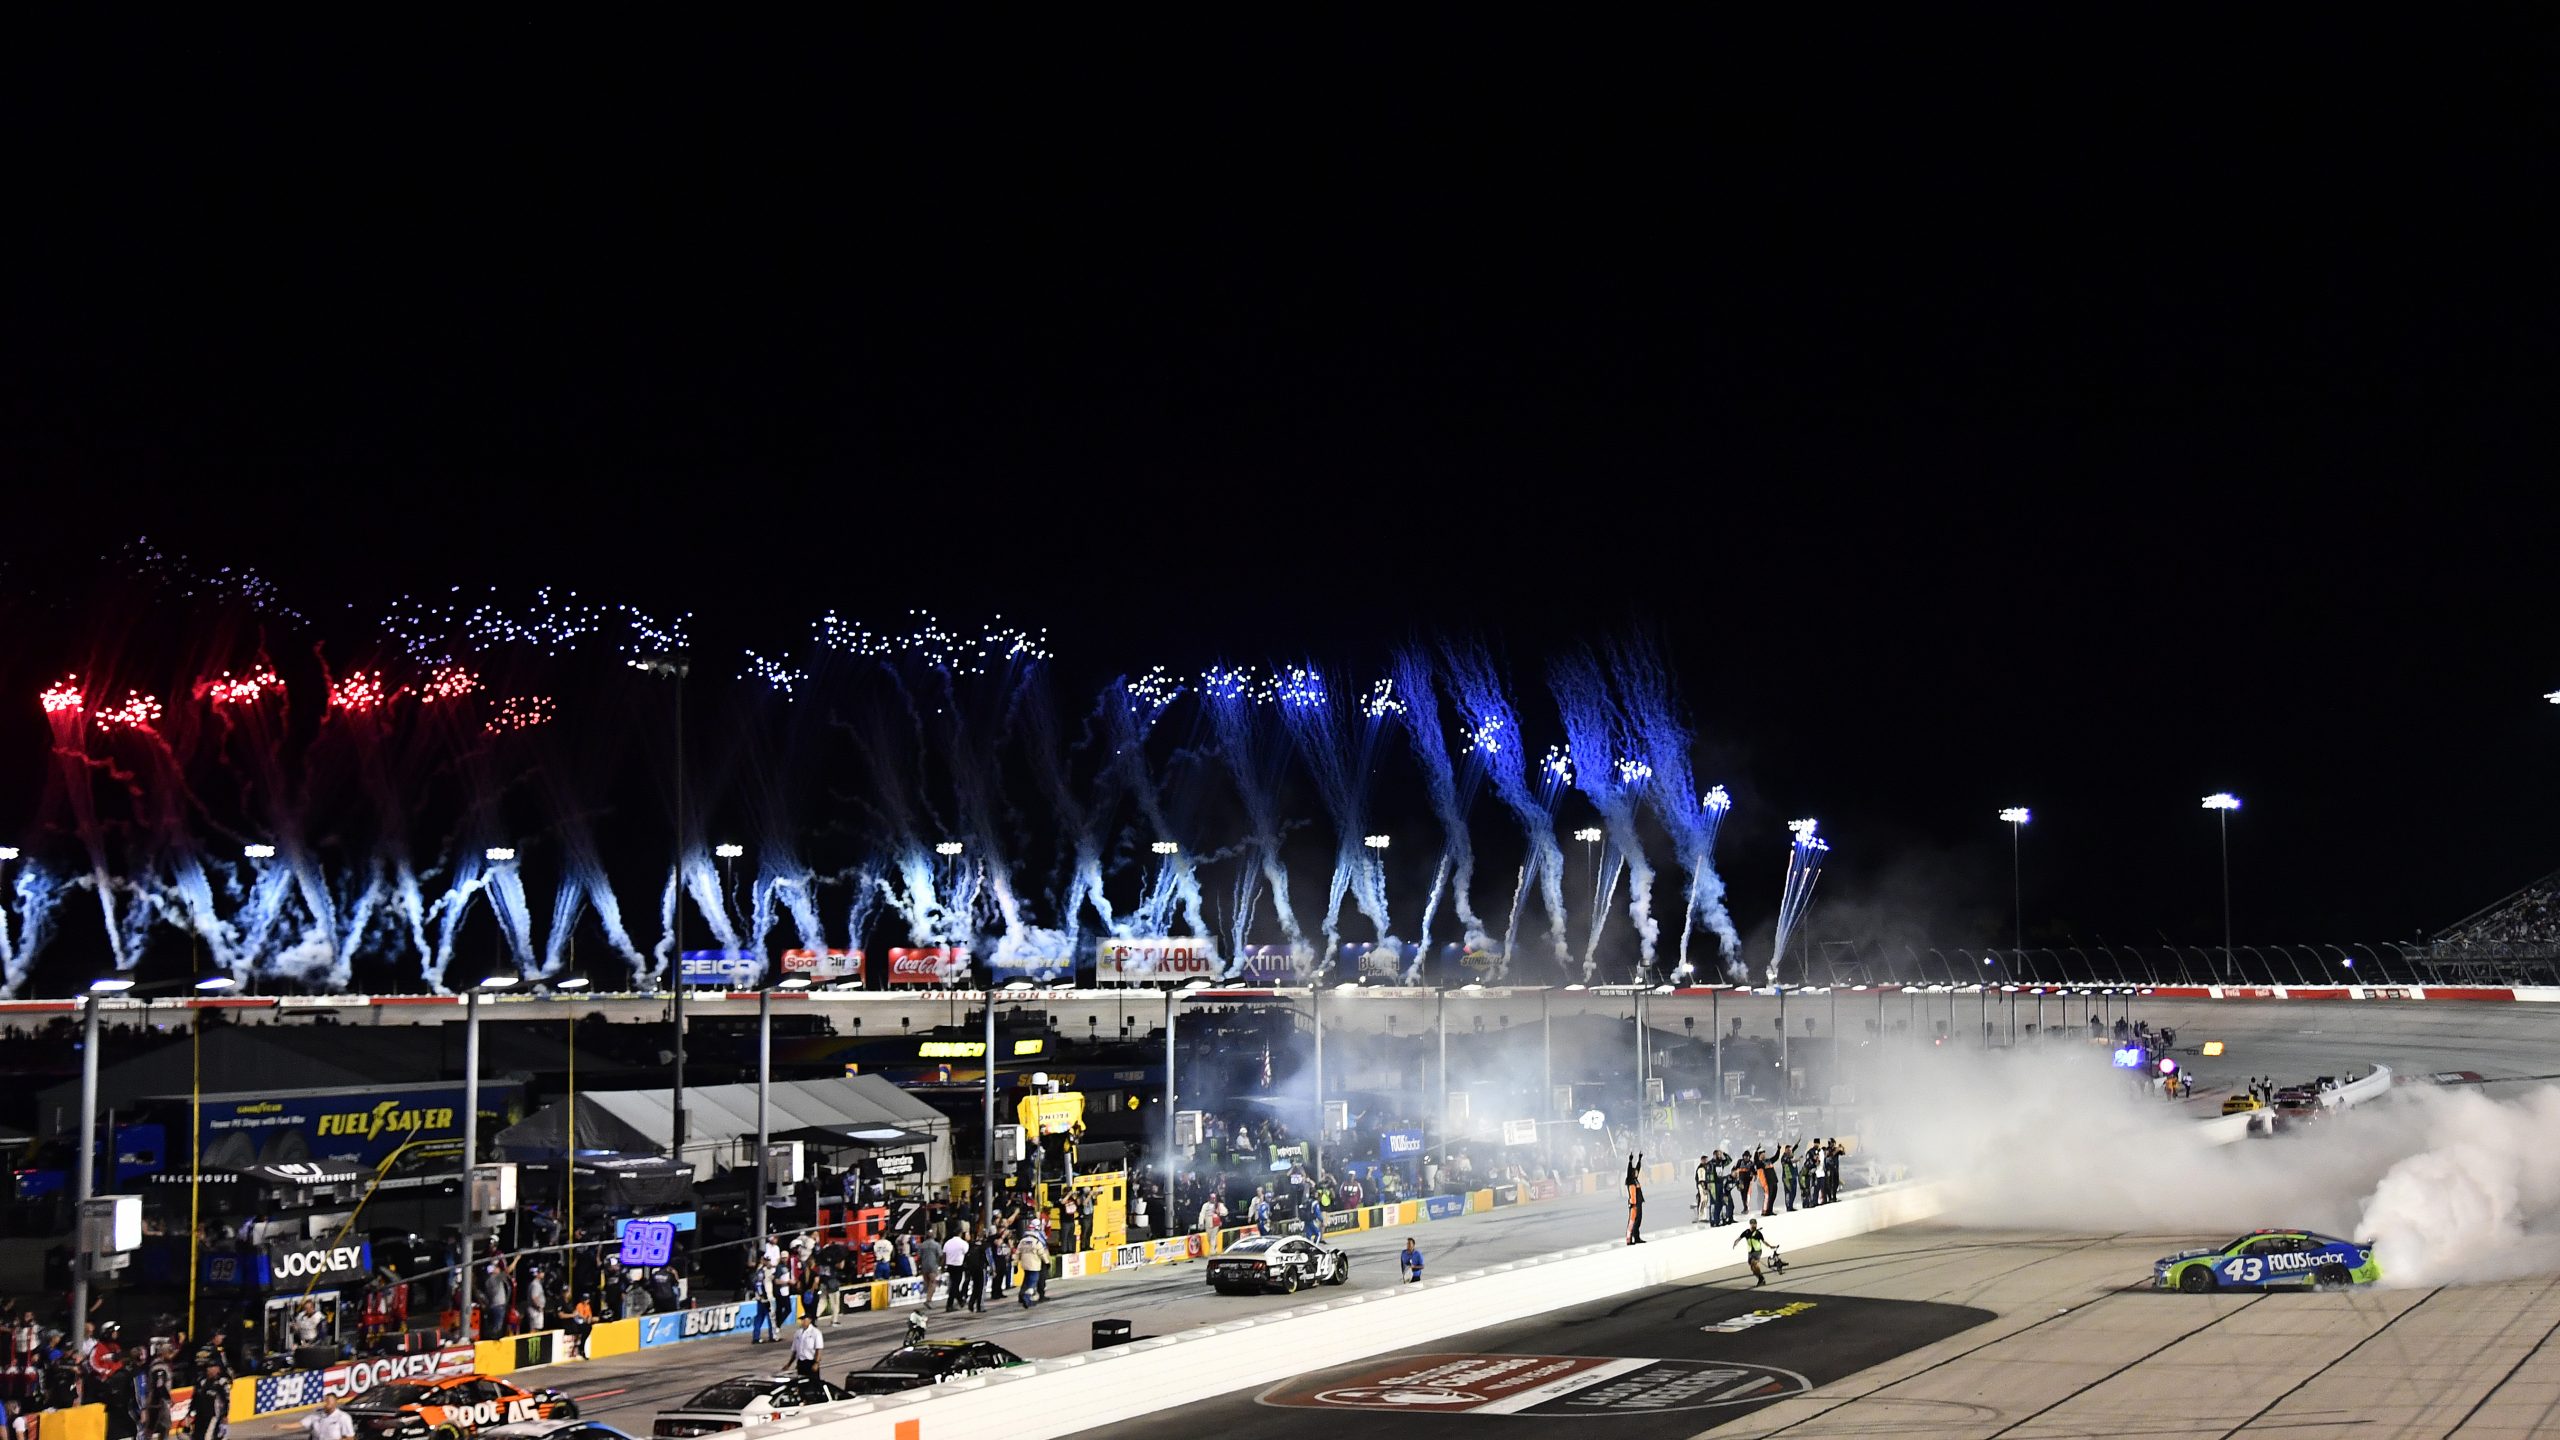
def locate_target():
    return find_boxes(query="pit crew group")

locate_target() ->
[1691,1141,1845,1226]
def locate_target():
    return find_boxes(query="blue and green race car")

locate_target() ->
[2154,1230,2380,1292]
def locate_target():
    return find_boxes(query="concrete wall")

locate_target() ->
[741,1180,1948,1440]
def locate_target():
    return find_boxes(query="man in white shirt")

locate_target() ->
[941,1232,970,1312]
[789,1318,823,1380]
[300,1397,355,1440]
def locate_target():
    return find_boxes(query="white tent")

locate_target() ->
[495,1073,953,1183]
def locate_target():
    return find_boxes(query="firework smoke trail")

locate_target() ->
[747,860,829,960]
[1441,643,1566,977]
[1021,673,1119,939]
[934,661,1060,972]
[1203,666,1308,961]
[1610,640,1740,981]
[38,676,140,972]
[4,863,63,995]
[1277,665,1398,972]
[1104,669,1212,943]
[1549,651,1661,981]
[536,832,653,981]
[842,864,885,961]
[1389,651,1487,980]
[837,670,967,952]
[1770,819,1830,985]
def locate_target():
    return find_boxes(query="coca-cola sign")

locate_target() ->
[884,947,969,986]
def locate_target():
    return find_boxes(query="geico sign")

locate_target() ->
[273,1246,364,1279]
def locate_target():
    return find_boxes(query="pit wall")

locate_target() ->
[740,1180,1949,1440]
[161,1161,1670,1425]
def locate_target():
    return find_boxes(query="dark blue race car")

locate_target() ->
[2154,1229,2380,1292]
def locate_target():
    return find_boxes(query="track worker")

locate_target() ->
[1400,1238,1424,1284]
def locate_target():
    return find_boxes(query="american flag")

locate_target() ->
[253,1372,326,1413]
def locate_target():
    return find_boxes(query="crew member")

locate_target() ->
[789,1317,824,1380]
[1780,1144,1799,1211]
[1624,1154,1645,1245]
[1400,1238,1424,1284]
[1708,1150,1734,1225]
[1694,1155,1714,1219]
[1735,1219,1769,1286]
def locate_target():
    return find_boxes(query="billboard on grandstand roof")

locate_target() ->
[1096,937,1221,984]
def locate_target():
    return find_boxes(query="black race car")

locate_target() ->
[1205,1234,1349,1295]
[840,1341,1026,1396]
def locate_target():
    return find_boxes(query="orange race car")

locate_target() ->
[342,1374,581,1440]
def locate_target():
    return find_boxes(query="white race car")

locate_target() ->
[1205,1234,1349,1294]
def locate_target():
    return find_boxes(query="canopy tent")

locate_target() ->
[768,1123,936,1151]
[492,1074,952,1183]
[518,1153,696,1212]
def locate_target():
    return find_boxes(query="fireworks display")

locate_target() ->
[0,548,1789,996]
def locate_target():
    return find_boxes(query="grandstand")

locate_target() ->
[2420,865,2560,984]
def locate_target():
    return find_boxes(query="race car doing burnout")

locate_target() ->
[344,1375,581,1438]
[2155,1230,2380,1292]
[1205,1234,1348,1294]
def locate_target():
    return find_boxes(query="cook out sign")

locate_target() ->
[1097,938,1222,983]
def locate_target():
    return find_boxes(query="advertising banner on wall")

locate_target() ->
[679,949,760,985]
[778,949,863,982]
[1095,937,1222,983]
[987,941,1077,985]
[1336,941,1416,982]
[1233,944,1315,983]
[169,1083,524,1169]
[884,947,969,986]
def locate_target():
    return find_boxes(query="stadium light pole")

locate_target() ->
[2202,794,2241,983]
[754,976,771,1264]
[1999,809,2030,970]
[459,969,517,1337]
[632,656,692,1159]
[69,975,129,1347]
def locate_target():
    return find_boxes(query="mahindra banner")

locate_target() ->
[884,947,969,986]
[1096,937,1221,983]
[779,948,863,982]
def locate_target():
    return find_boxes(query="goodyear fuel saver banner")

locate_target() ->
[177,1083,526,1168]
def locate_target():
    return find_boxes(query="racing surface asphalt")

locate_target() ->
[1079,1224,2560,1439]
[242,1000,2560,1438]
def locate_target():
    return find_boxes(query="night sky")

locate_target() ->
[5,19,2555,965]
